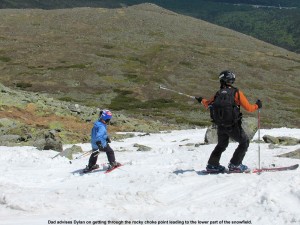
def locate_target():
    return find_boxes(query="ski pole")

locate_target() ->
[69,150,92,164]
[159,85,196,99]
[258,109,261,170]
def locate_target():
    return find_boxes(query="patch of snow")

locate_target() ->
[0,128,299,225]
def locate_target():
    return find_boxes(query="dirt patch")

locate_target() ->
[0,105,91,134]
[0,105,128,142]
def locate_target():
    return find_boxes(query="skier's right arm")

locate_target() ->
[201,97,215,109]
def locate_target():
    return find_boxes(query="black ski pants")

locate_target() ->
[88,143,116,167]
[208,123,249,166]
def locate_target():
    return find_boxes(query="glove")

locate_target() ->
[106,136,111,143]
[195,97,203,103]
[96,141,104,150]
[256,99,262,109]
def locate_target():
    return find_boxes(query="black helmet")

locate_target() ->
[219,70,235,85]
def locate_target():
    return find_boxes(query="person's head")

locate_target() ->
[99,109,112,124]
[219,70,236,86]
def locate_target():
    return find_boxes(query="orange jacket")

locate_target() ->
[201,88,258,112]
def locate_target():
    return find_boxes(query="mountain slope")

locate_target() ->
[0,4,299,128]
[1,0,300,53]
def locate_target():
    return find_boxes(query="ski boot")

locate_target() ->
[206,164,226,173]
[228,163,249,173]
[82,164,99,173]
[107,161,121,171]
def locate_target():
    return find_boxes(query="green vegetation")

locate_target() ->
[15,82,32,89]
[213,9,300,53]
[49,121,64,130]
[151,0,300,53]
[48,64,88,70]
[208,0,300,7]
[58,97,76,102]
[1,1,299,52]
[0,56,11,62]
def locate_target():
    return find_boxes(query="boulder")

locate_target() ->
[241,117,258,141]
[277,136,300,145]
[68,104,81,114]
[204,126,218,144]
[57,145,83,160]
[33,130,63,151]
[134,143,152,151]
[262,135,280,145]
[204,117,258,144]
[277,148,300,159]
[0,118,19,128]
[0,135,22,143]
[263,135,300,146]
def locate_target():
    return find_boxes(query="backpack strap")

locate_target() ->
[231,86,240,106]
[232,86,242,121]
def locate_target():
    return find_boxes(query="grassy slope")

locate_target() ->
[0,4,299,128]
[1,1,300,53]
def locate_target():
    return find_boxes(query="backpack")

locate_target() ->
[211,87,241,127]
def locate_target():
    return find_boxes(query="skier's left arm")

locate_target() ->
[236,90,259,112]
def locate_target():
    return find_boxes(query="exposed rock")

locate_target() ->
[262,135,280,145]
[204,125,218,144]
[134,143,152,151]
[263,135,299,146]
[33,130,63,151]
[0,118,19,128]
[277,136,300,145]
[0,135,22,143]
[204,117,258,144]
[268,144,280,149]
[57,145,83,160]
[68,104,81,114]
[242,117,258,141]
[277,148,300,159]
[179,143,194,147]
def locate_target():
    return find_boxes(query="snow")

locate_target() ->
[0,128,299,225]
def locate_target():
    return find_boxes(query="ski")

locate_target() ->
[75,162,129,175]
[197,169,250,175]
[252,164,299,173]
[104,164,123,174]
[198,164,299,175]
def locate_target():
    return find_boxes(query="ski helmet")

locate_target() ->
[100,109,112,123]
[219,70,236,85]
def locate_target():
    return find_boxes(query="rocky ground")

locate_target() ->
[2,81,299,162]
[0,82,187,147]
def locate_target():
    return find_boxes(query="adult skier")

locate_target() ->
[83,109,121,173]
[196,70,262,173]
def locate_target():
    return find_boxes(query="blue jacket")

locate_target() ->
[91,120,108,150]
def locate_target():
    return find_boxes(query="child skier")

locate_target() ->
[83,109,121,173]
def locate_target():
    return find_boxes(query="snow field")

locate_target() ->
[0,128,299,225]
